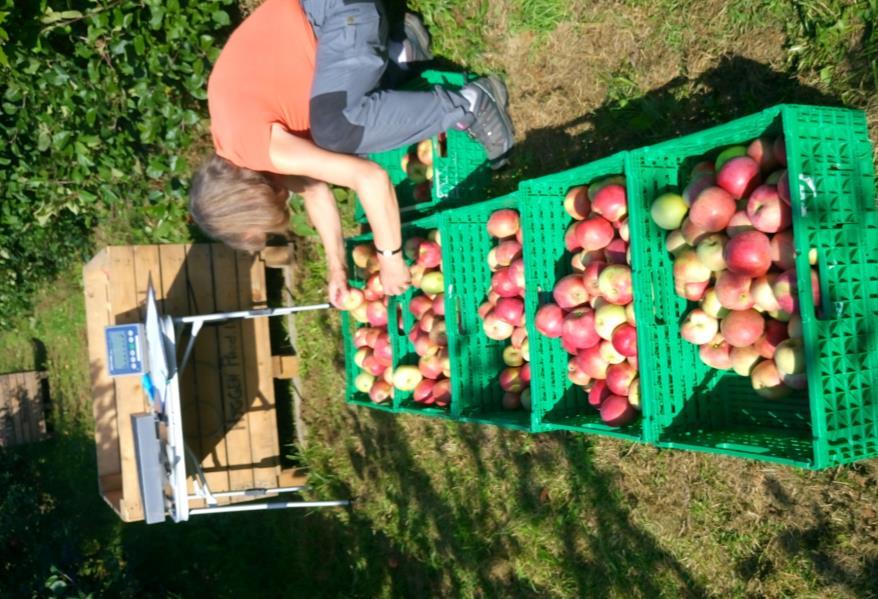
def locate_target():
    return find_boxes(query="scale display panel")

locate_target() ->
[105,323,147,377]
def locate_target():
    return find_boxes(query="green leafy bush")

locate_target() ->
[0,0,234,326]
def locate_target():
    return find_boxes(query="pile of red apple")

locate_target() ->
[404,230,453,408]
[650,135,813,398]
[400,138,438,206]
[533,177,641,427]
[348,244,395,404]
[477,209,532,411]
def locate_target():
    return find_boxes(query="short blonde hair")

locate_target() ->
[189,154,290,253]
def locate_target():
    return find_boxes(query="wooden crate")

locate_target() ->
[0,371,48,447]
[83,244,306,522]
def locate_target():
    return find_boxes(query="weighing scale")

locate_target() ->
[105,281,349,524]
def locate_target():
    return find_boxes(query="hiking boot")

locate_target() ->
[402,13,433,63]
[462,75,515,168]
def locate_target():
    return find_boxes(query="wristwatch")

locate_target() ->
[375,244,402,257]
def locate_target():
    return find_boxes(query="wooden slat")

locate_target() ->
[241,251,280,488]
[186,244,231,497]
[278,467,309,488]
[83,249,122,511]
[212,244,254,491]
[272,356,299,379]
[158,245,202,495]
[23,372,43,442]
[107,246,145,522]
[261,245,292,268]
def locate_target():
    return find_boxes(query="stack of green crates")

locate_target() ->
[354,70,491,224]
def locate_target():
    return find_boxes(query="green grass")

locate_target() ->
[2,0,878,597]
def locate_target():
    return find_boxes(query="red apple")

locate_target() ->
[511,327,528,349]
[750,359,791,399]
[364,274,384,301]
[699,333,732,370]
[494,297,525,327]
[680,309,719,345]
[575,216,615,252]
[676,279,709,302]
[724,230,772,277]
[373,334,393,365]
[509,258,526,293]
[535,303,565,338]
[720,309,764,348]
[788,314,802,339]
[564,185,591,220]
[431,378,452,407]
[483,311,515,340]
[673,249,711,284]
[747,137,779,173]
[690,186,736,232]
[717,156,762,198]
[604,238,629,265]
[502,392,522,410]
[597,264,633,305]
[773,136,787,167]
[600,394,637,426]
[582,261,606,298]
[428,320,448,346]
[588,379,610,407]
[366,301,388,327]
[564,222,580,252]
[777,170,790,206]
[487,209,520,239]
[432,293,446,317]
[730,344,762,377]
[362,354,387,377]
[553,274,589,310]
[368,380,393,403]
[753,318,789,359]
[562,308,600,350]
[772,268,820,314]
[726,210,756,237]
[746,185,791,233]
[681,217,710,246]
[611,323,638,357]
[769,231,796,271]
[417,240,442,268]
[715,271,755,310]
[499,367,524,393]
[409,294,433,319]
[568,359,592,386]
[477,301,493,320]
[495,240,522,266]
[419,310,436,333]
[413,378,436,402]
[591,184,628,223]
[413,330,439,357]
[418,352,443,379]
[491,268,520,298]
[606,362,637,396]
[574,345,610,379]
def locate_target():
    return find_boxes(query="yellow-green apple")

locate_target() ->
[754,318,789,359]
[651,192,689,230]
[724,230,772,277]
[354,371,375,394]
[405,158,429,184]
[747,185,791,233]
[420,270,444,295]
[564,185,591,220]
[413,378,435,403]
[751,274,780,312]
[715,271,755,310]
[715,146,747,170]
[769,231,796,271]
[619,218,630,242]
[696,233,728,272]
[575,216,615,252]
[720,309,765,348]
[599,339,626,365]
[583,261,606,297]
[417,240,442,268]
[499,367,524,393]
[535,303,565,338]
[575,345,610,379]
[393,365,423,391]
[625,302,636,326]
[352,244,376,269]
[409,294,433,319]
[491,268,519,298]
[520,337,530,361]
[597,264,633,305]
[747,137,779,172]
[503,345,525,367]
[673,249,711,284]
[428,228,441,245]
[750,359,791,399]
[380,367,393,385]
[487,248,499,271]
[726,210,756,237]
[511,327,528,349]
[604,238,628,265]
[431,378,452,407]
[495,240,522,266]
[628,378,641,409]
[699,333,733,370]
[717,156,762,198]
[568,358,592,386]
[409,263,426,288]
[437,347,451,377]
[690,186,736,232]
[666,229,689,256]
[729,344,761,376]
[350,302,369,323]
[611,323,638,357]
[553,274,589,310]
[483,311,515,341]
[494,297,525,327]
[562,308,599,350]
[680,308,719,345]
[594,303,627,341]
[592,184,628,223]
[787,314,802,339]
[428,320,448,346]
[487,209,520,239]
[354,347,371,368]
[774,338,807,389]
[701,287,729,319]
[600,394,637,426]
[768,309,792,322]
[502,391,521,410]
[416,138,433,166]
[772,268,820,314]
[606,361,637,395]
[588,379,610,407]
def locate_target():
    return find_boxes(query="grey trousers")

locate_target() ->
[301,0,473,154]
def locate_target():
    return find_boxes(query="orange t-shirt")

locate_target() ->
[208,0,317,172]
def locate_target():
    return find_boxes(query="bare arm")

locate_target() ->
[269,125,410,295]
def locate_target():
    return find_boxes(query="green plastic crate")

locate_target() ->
[354,70,491,224]
[520,153,648,440]
[442,192,536,431]
[626,104,878,468]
